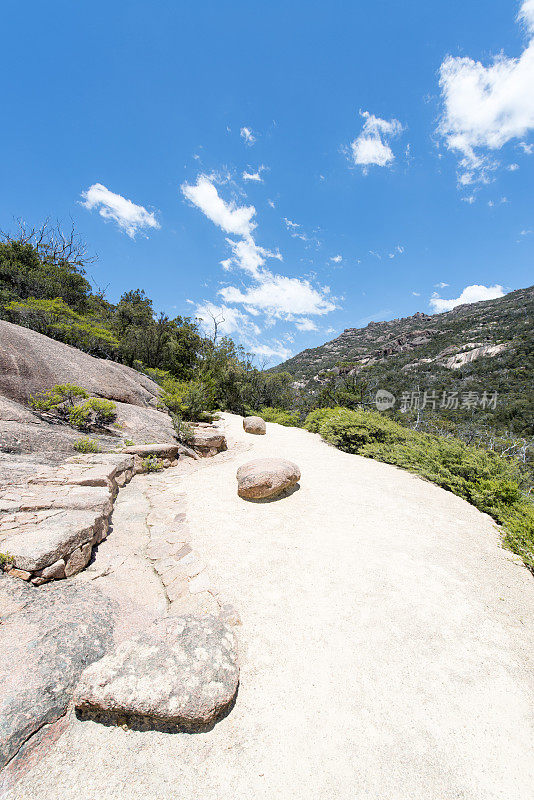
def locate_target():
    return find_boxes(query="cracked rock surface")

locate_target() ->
[74,615,239,729]
[0,576,115,769]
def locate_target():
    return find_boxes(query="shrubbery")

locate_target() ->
[73,437,100,453]
[30,385,117,430]
[142,455,164,472]
[258,407,301,427]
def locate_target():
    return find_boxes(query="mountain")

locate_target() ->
[275,285,534,435]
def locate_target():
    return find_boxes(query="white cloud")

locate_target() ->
[520,228,532,235]
[252,342,292,362]
[183,171,337,349]
[240,126,256,145]
[519,0,534,32]
[80,183,160,238]
[284,218,300,229]
[224,237,281,279]
[508,163,520,170]
[295,317,318,332]
[283,217,308,241]
[435,281,449,288]
[195,302,260,338]
[349,110,404,173]
[437,1,534,184]
[430,283,504,312]
[330,255,342,263]
[412,291,421,296]
[219,275,336,318]
[181,175,256,237]
[243,165,266,182]
[268,199,276,208]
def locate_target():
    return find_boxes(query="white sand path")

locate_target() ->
[10,413,534,799]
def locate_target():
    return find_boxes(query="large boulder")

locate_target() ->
[74,615,239,730]
[243,416,266,435]
[0,321,177,456]
[236,458,301,500]
[0,576,115,768]
[0,320,158,407]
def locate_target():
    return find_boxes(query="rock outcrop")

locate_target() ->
[74,615,239,730]
[0,320,158,407]
[236,458,301,500]
[0,576,115,768]
[0,320,177,457]
[0,454,140,584]
[243,416,266,435]
[190,427,227,457]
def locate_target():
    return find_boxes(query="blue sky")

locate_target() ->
[1,0,533,364]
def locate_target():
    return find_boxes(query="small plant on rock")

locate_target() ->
[68,398,117,430]
[0,552,14,570]
[30,383,89,412]
[142,455,164,472]
[73,437,100,453]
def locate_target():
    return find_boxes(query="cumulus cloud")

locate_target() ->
[183,172,337,348]
[181,175,256,237]
[330,255,342,263]
[224,237,281,279]
[435,281,449,288]
[295,317,318,332]
[430,283,504,312]
[194,302,260,338]
[437,1,534,185]
[519,0,534,32]
[349,110,404,173]
[219,275,336,318]
[80,183,160,238]
[240,126,256,145]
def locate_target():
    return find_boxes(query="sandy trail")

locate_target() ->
[10,413,534,800]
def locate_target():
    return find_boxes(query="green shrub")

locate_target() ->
[68,397,117,429]
[67,402,92,429]
[142,455,164,472]
[85,398,117,425]
[170,412,194,445]
[258,407,300,427]
[161,377,213,421]
[303,407,335,433]
[30,383,89,412]
[0,552,14,569]
[307,406,410,452]
[73,437,100,453]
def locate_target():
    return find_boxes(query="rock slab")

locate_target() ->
[74,615,239,729]
[0,575,115,768]
[242,416,266,435]
[123,443,179,458]
[236,457,301,500]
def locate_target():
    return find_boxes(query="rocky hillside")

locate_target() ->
[276,285,534,434]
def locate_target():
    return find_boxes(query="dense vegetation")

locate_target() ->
[276,286,534,440]
[0,221,294,419]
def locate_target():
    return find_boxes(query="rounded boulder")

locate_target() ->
[236,458,300,500]
[242,416,266,435]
